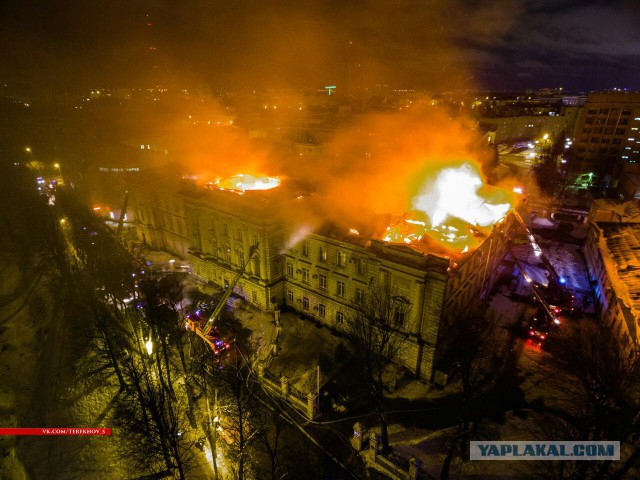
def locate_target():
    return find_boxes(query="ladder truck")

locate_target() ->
[185,244,259,354]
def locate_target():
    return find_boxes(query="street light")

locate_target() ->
[25,147,31,153]
[145,338,154,355]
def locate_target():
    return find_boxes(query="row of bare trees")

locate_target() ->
[56,189,345,479]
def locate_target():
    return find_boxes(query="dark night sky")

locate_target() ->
[1,0,639,92]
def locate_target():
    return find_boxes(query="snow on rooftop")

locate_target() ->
[598,223,640,342]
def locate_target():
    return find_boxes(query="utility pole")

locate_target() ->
[316,365,320,410]
[206,391,219,479]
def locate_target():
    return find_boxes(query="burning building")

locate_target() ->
[127,162,520,379]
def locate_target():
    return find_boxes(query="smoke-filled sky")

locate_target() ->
[1,0,639,92]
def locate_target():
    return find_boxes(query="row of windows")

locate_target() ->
[287,290,405,328]
[287,263,372,300]
[586,108,633,115]
[585,118,629,126]
[582,127,626,135]
[298,243,366,274]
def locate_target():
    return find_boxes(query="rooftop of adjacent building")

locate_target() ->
[591,220,640,342]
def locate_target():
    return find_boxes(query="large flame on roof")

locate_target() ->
[209,174,281,193]
[413,163,511,228]
[382,162,513,254]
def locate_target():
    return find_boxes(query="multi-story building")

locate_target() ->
[181,184,287,311]
[283,230,450,379]
[584,199,640,352]
[479,111,578,145]
[571,92,640,185]
[128,175,520,379]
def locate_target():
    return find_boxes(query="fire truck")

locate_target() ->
[185,244,258,354]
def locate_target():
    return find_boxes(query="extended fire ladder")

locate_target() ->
[507,210,572,322]
[186,244,259,352]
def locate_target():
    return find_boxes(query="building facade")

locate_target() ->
[128,177,519,379]
[584,199,640,351]
[571,92,640,185]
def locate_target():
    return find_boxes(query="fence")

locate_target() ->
[257,364,319,420]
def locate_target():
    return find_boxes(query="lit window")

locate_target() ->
[319,247,327,262]
[337,251,347,267]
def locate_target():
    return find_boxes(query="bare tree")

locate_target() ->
[114,337,197,479]
[543,319,640,480]
[347,281,411,455]
[437,311,512,480]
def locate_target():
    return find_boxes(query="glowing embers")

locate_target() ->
[207,174,281,194]
[383,214,487,252]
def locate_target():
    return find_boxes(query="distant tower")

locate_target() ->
[145,6,160,88]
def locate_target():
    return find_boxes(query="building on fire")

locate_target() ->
[127,172,521,379]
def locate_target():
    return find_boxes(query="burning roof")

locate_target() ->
[206,174,281,194]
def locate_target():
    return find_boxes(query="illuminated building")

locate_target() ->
[584,199,640,351]
[128,174,520,379]
[571,92,640,186]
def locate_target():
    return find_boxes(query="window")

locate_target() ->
[253,257,261,277]
[318,304,326,317]
[319,247,327,262]
[253,235,259,247]
[394,310,406,329]
[286,263,294,277]
[337,251,347,267]
[252,291,257,303]
[336,311,344,323]
[224,247,231,263]
[301,268,310,283]
[302,297,309,310]
[355,288,365,304]
[356,258,366,275]
[288,290,294,302]
[301,242,309,257]
[237,250,244,266]
[337,280,345,298]
[319,273,327,290]
[222,223,229,236]
[235,229,243,242]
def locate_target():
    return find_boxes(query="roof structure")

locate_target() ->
[597,222,640,342]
